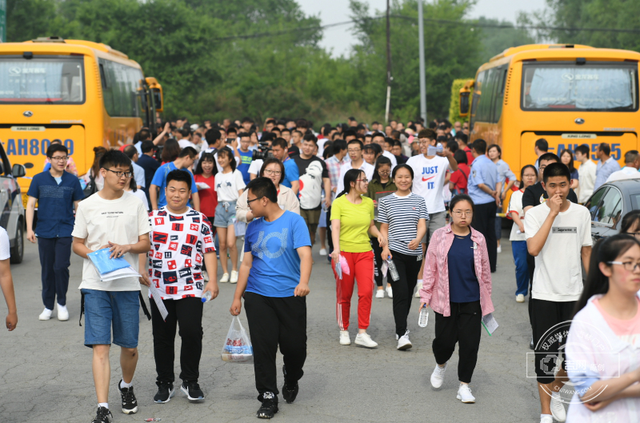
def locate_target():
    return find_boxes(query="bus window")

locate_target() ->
[493,67,508,122]
[99,58,143,117]
[522,62,638,111]
[0,57,84,104]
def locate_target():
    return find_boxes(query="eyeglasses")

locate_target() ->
[608,261,640,272]
[347,149,361,153]
[264,169,282,176]
[356,178,369,183]
[50,156,68,161]
[452,210,473,217]
[247,196,263,204]
[627,232,640,239]
[419,139,431,145]
[104,168,133,178]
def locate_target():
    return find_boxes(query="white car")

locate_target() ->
[0,142,26,263]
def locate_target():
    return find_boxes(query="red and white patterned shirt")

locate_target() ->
[148,207,215,300]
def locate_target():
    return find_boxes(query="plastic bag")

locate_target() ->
[221,316,253,363]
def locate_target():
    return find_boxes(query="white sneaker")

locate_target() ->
[457,384,475,403]
[220,272,229,283]
[397,331,412,350]
[551,392,567,422]
[430,363,447,388]
[385,286,393,298]
[57,304,69,321]
[540,415,553,423]
[516,294,525,303]
[415,282,422,298]
[319,248,327,256]
[497,245,502,253]
[339,330,351,346]
[354,332,378,348]
[230,270,239,284]
[39,308,53,321]
[375,289,384,298]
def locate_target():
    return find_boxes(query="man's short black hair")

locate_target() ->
[227,127,238,135]
[343,129,357,138]
[303,133,317,144]
[238,132,250,139]
[166,169,192,190]
[598,142,611,156]
[542,162,571,184]
[179,128,191,138]
[138,129,151,141]
[205,128,221,145]
[46,143,68,158]
[455,132,468,145]
[535,138,549,152]
[575,144,590,156]
[347,139,363,150]
[178,146,198,159]
[332,139,347,152]
[246,177,278,203]
[539,152,560,164]
[447,140,459,153]
[472,139,487,154]
[371,131,385,142]
[272,138,288,150]
[100,150,131,169]
[281,128,291,134]
[123,145,138,160]
[454,149,467,164]
[141,140,155,154]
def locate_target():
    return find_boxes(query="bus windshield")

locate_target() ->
[522,62,638,111]
[0,56,84,104]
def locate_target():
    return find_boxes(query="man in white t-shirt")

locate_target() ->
[407,128,458,296]
[371,132,397,168]
[605,149,640,183]
[524,162,592,423]
[72,151,151,423]
[177,128,197,150]
[336,139,375,194]
[574,144,597,203]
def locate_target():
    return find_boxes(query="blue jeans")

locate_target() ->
[82,289,140,348]
[511,240,529,296]
[38,237,72,309]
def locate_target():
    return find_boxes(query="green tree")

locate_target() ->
[474,17,534,63]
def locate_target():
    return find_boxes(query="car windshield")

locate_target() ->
[0,57,84,104]
[522,62,638,111]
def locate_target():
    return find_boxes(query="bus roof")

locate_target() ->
[489,44,593,62]
[24,37,130,59]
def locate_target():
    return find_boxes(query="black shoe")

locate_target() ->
[118,380,138,414]
[257,391,279,419]
[154,381,175,404]
[181,381,204,402]
[92,406,113,423]
[282,365,299,404]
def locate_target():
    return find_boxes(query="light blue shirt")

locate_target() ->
[594,157,621,190]
[468,154,499,205]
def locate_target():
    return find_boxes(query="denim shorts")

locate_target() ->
[82,289,140,348]
[214,201,237,228]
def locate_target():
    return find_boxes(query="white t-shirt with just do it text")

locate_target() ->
[406,154,452,214]
[524,201,592,302]
[72,191,150,291]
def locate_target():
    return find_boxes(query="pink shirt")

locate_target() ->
[594,297,640,346]
[420,224,494,317]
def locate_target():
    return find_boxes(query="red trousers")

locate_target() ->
[332,251,375,330]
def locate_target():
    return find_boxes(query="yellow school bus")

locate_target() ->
[0,37,163,196]
[460,43,639,177]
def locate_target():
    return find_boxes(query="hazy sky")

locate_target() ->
[296,0,548,57]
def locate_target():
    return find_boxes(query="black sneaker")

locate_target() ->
[282,365,299,404]
[181,381,204,402]
[92,406,113,423]
[154,381,175,404]
[257,391,279,419]
[118,380,138,414]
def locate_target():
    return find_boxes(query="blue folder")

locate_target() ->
[87,248,131,275]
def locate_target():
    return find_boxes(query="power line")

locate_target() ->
[207,14,640,43]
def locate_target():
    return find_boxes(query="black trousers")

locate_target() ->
[432,301,482,384]
[371,237,384,288]
[388,250,422,336]
[244,292,307,398]
[471,201,497,272]
[151,297,203,383]
[38,237,72,309]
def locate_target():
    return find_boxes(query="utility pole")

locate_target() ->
[418,0,427,123]
[385,0,392,124]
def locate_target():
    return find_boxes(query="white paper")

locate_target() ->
[482,313,499,336]
[99,266,141,282]
[196,182,211,190]
[148,284,169,320]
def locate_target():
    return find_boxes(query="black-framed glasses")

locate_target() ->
[608,261,640,272]
[50,156,68,162]
[247,196,263,204]
[104,168,132,178]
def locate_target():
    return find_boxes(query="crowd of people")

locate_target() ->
[17,114,640,422]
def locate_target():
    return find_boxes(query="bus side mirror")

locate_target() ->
[12,164,26,178]
[459,91,470,117]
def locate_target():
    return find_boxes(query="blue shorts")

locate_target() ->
[214,201,237,228]
[82,289,140,348]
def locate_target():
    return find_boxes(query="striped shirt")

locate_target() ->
[377,193,429,256]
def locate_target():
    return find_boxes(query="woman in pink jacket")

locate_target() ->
[419,194,494,404]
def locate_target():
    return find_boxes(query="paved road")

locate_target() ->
[0,234,547,423]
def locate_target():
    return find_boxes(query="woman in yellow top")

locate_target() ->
[331,169,386,348]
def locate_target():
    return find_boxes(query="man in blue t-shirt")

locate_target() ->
[149,147,199,211]
[230,177,312,420]
[26,143,84,321]
[272,138,300,194]
[237,132,253,184]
